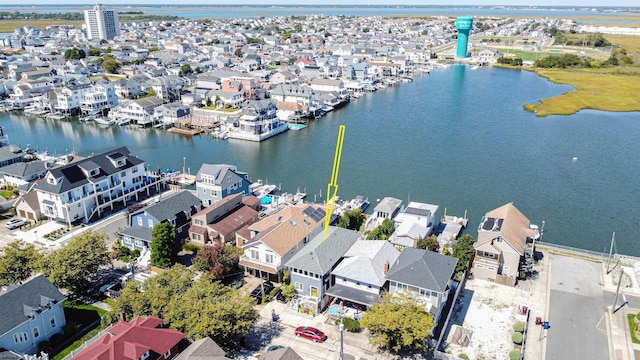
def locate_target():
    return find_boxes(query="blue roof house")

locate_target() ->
[285,226,360,316]
[121,190,202,251]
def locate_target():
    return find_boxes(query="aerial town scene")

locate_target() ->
[0,0,639,359]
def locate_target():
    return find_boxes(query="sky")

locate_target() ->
[2,1,639,7]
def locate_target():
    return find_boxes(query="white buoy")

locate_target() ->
[572,157,578,162]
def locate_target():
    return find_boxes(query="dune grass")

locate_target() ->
[0,20,81,33]
[524,67,640,117]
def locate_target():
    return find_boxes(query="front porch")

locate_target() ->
[326,284,380,321]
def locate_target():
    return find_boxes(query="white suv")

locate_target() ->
[5,218,27,230]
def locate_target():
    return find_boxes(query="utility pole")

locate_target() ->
[606,232,617,274]
[339,320,345,360]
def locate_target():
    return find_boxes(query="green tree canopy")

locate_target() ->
[360,293,435,352]
[417,235,439,252]
[150,222,176,268]
[452,234,476,273]
[111,265,256,351]
[366,218,395,240]
[193,243,242,278]
[87,46,101,56]
[101,54,122,74]
[337,208,364,231]
[39,231,110,293]
[64,47,86,60]
[0,240,41,286]
[178,64,192,76]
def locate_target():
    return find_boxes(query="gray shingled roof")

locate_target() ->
[285,226,360,275]
[385,248,458,293]
[331,240,400,286]
[262,347,304,360]
[0,160,48,178]
[373,197,403,215]
[174,337,229,360]
[142,191,201,223]
[0,275,66,335]
[195,164,244,187]
[35,146,144,194]
[120,226,153,242]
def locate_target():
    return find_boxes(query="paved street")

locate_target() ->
[546,254,610,360]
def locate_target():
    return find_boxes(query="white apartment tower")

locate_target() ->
[84,4,120,40]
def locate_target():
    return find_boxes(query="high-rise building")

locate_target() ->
[84,4,120,40]
[455,16,474,58]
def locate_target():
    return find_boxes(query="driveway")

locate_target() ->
[546,254,611,360]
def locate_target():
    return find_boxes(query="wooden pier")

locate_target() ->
[169,127,205,136]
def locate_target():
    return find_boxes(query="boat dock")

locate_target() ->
[169,127,205,136]
[436,212,469,248]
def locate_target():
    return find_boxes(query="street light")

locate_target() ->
[339,320,345,360]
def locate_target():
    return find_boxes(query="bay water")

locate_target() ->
[3,65,639,255]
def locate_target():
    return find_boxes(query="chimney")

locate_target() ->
[383,261,390,276]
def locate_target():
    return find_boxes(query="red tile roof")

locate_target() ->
[72,316,186,360]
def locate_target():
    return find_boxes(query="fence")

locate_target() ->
[60,323,115,360]
[535,242,607,262]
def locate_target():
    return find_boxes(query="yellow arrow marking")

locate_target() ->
[324,125,346,239]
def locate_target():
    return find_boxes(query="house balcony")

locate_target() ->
[474,256,499,268]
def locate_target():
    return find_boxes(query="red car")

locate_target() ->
[294,326,326,343]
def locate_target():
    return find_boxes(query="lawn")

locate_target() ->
[627,314,640,345]
[524,67,640,117]
[50,300,107,360]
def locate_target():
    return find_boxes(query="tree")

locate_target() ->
[101,54,121,74]
[337,208,363,231]
[281,284,296,301]
[360,293,435,352]
[150,222,176,268]
[417,235,439,252]
[193,243,242,278]
[88,46,101,56]
[64,47,86,60]
[452,234,475,273]
[164,275,258,350]
[178,64,192,76]
[111,266,257,351]
[0,240,41,286]
[366,218,394,240]
[39,231,110,293]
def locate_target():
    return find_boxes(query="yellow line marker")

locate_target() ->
[324,125,346,239]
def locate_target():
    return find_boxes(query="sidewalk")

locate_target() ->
[523,251,551,360]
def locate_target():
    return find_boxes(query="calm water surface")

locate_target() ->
[3,66,639,255]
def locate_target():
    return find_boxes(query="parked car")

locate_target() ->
[250,281,274,302]
[294,326,326,343]
[275,290,287,303]
[5,218,26,230]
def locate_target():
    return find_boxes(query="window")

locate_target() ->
[137,218,143,226]
[164,350,171,359]
[295,282,303,291]
[50,317,56,328]
[265,254,274,263]
[310,286,318,297]
[195,219,203,226]
[148,219,154,228]
[33,327,39,338]
[250,249,259,260]
[476,264,485,268]
[203,189,207,194]
[487,266,496,271]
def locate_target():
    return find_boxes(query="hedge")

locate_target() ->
[512,332,523,345]
[509,349,522,360]
[513,321,525,333]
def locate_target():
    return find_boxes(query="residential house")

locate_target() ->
[108,97,165,126]
[80,82,118,115]
[121,190,202,251]
[194,164,251,207]
[478,48,501,64]
[385,247,458,321]
[227,100,288,142]
[326,240,400,320]
[0,161,48,188]
[113,78,144,98]
[0,275,66,356]
[472,203,538,286]
[364,197,403,232]
[188,193,260,246]
[72,316,186,360]
[269,84,315,108]
[286,226,360,316]
[55,83,92,114]
[262,347,304,360]
[153,102,191,126]
[174,337,230,360]
[389,201,439,249]
[34,146,164,225]
[15,191,42,223]
[148,75,185,102]
[238,203,326,283]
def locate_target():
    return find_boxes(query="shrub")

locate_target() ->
[335,318,361,332]
[38,340,51,353]
[459,354,469,359]
[509,349,522,360]
[183,243,201,254]
[513,321,525,333]
[512,332,523,344]
[50,333,65,346]
[269,286,281,298]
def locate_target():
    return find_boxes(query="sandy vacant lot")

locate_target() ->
[444,278,534,360]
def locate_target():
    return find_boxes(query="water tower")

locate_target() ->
[455,16,474,58]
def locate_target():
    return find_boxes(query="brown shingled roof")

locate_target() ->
[476,203,536,255]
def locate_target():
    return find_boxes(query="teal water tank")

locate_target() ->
[456,16,474,58]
